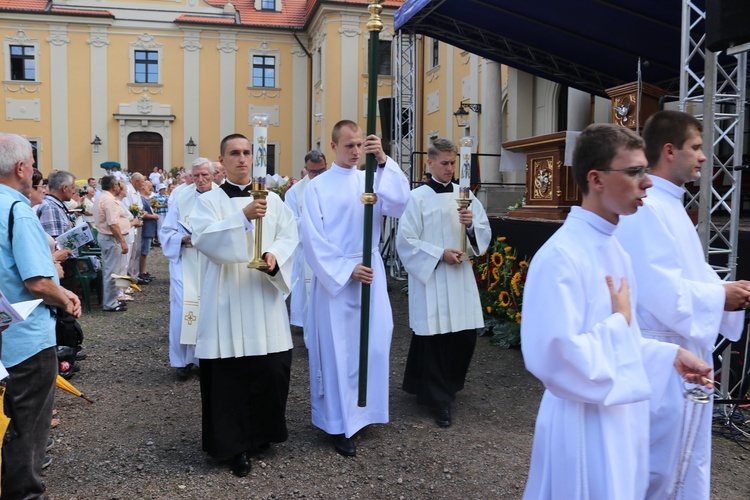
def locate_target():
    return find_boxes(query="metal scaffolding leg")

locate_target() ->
[384,31,417,279]
[680,0,747,400]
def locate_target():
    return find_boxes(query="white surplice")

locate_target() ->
[284,176,311,327]
[301,158,409,438]
[160,184,214,367]
[190,188,298,359]
[521,207,679,500]
[616,175,744,500]
[396,184,491,335]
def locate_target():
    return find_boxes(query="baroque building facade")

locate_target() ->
[1,0,610,209]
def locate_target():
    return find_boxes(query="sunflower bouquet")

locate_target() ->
[471,236,529,348]
[129,203,143,219]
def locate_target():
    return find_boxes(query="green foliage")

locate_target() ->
[471,236,529,349]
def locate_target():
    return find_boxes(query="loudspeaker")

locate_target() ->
[706,0,750,52]
[378,97,410,141]
[378,98,394,141]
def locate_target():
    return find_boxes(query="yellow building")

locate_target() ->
[0,0,405,180]
[1,0,608,211]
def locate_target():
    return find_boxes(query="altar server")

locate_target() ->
[159,158,216,380]
[190,134,298,478]
[616,110,749,499]
[396,138,491,428]
[301,120,410,457]
[284,150,328,329]
[521,123,713,499]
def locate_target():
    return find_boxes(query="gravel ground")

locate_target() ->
[42,249,750,499]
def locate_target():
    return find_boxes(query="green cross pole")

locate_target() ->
[358,0,384,407]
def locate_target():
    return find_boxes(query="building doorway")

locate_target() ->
[127,132,163,176]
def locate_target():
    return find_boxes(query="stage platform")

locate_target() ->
[488,213,750,281]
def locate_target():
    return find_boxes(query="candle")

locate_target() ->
[458,135,474,193]
[252,113,270,181]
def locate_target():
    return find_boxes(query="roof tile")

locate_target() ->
[0,1,405,28]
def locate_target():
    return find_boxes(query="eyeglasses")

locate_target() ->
[596,166,650,179]
[32,185,43,190]
[307,168,327,177]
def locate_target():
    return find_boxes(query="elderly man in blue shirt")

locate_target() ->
[0,133,81,499]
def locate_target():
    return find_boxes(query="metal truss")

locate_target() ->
[680,0,747,401]
[383,31,417,279]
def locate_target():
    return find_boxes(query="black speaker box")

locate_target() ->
[706,0,750,52]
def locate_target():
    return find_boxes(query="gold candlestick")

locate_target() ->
[247,178,270,270]
[456,187,472,261]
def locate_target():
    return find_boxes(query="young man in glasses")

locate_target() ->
[615,110,749,499]
[521,123,713,499]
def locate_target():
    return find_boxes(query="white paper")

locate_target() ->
[55,223,94,257]
[0,293,43,327]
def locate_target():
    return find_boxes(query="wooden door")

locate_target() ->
[127,132,163,176]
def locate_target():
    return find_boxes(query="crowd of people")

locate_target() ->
[1,110,748,499]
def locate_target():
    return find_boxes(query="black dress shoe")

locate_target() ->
[333,434,356,457]
[175,367,190,381]
[435,405,452,428]
[230,452,251,477]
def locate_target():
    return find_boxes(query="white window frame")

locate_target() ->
[248,45,280,90]
[3,30,40,83]
[430,38,440,69]
[129,34,163,85]
[255,0,281,12]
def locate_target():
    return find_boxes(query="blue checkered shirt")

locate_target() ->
[37,194,75,238]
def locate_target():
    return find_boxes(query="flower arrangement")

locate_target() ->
[129,203,143,219]
[270,183,291,201]
[150,198,159,208]
[472,236,529,348]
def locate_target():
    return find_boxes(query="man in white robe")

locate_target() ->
[615,111,750,499]
[284,150,328,329]
[190,134,298,478]
[301,120,410,457]
[521,124,713,500]
[396,138,491,428]
[159,158,216,380]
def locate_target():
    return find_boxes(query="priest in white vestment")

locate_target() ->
[396,138,491,428]
[159,158,216,380]
[284,150,328,329]
[301,120,410,457]
[189,134,298,478]
[615,111,750,500]
[521,124,713,500]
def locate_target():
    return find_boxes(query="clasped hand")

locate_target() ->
[243,199,267,221]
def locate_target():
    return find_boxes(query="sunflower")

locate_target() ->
[492,267,500,280]
[481,267,488,280]
[499,291,511,307]
[497,236,506,242]
[503,246,512,253]
[486,306,492,314]
[519,260,529,269]
[491,252,503,267]
[511,272,523,296]
[515,312,522,324]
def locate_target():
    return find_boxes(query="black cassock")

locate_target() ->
[199,182,292,459]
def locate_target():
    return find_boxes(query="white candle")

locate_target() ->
[252,113,270,180]
[458,135,474,191]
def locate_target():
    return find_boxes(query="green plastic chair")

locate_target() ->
[75,256,102,313]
